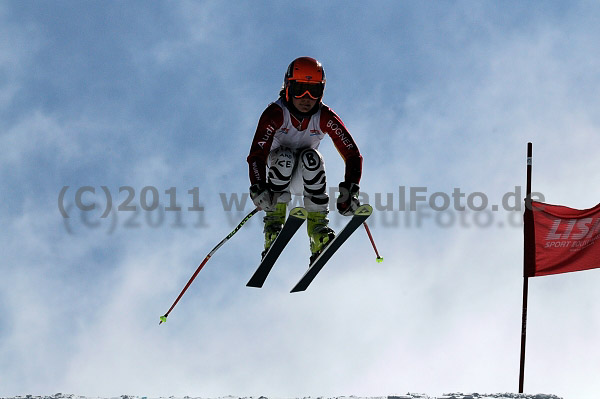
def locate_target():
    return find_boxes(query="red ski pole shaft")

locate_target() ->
[363,222,383,262]
[160,208,259,324]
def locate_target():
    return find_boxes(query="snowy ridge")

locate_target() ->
[1,393,564,399]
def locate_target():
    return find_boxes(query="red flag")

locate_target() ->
[524,200,600,277]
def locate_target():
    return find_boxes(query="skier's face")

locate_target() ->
[292,96,318,113]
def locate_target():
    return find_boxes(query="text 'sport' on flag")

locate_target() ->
[524,200,600,277]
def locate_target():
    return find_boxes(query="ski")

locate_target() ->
[290,204,373,293]
[246,207,308,288]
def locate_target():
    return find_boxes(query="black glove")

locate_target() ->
[250,183,275,211]
[337,181,360,216]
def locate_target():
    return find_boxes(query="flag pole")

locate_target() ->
[519,142,533,392]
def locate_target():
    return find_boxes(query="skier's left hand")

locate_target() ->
[337,181,360,216]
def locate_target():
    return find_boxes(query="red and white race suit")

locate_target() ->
[247,99,362,210]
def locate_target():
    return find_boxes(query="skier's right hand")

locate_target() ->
[250,183,276,211]
[337,181,360,216]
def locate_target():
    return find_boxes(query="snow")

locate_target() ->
[1,394,564,399]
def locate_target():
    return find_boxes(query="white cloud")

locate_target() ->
[0,112,81,167]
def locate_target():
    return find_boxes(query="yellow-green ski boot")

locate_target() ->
[307,211,335,265]
[262,203,287,259]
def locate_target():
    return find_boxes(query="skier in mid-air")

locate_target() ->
[247,56,363,263]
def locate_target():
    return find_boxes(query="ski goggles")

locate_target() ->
[289,81,324,100]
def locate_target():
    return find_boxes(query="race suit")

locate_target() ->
[247,98,362,211]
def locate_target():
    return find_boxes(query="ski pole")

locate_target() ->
[363,222,383,263]
[159,207,259,325]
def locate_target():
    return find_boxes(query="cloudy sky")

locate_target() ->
[2,1,600,398]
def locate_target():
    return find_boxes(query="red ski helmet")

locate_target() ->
[284,57,326,102]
